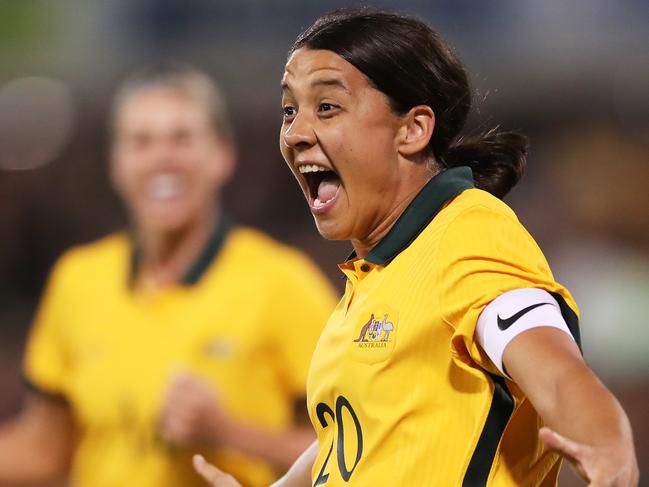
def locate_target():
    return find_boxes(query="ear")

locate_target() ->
[396,105,435,157]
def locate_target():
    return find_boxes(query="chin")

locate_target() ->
[145,220,188,235]
[314,218,349,241]
[139,209,192,234]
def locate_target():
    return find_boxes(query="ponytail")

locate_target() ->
[441,128,528,199]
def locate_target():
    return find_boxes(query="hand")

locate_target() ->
[159,372,232,447]
[539,427,639,486]
[193,455,242,487]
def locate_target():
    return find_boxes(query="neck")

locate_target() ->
[134,206,219,290]
[350,185,422,259]
[352,160,437,259]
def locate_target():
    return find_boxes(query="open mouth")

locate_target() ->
[146,173,185,202]
[298,164,341,209]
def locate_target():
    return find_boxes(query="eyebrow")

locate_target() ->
[311,78,350,93]
[281,78,351,94]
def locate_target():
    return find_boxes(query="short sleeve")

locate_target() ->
[268,252,338,397]
[436,203,578,375]
[23,252,75,398]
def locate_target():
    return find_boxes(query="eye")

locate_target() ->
[127,133,151,151]
[318,103,337,113]
[172,130,192,146]
[282,105,296,121]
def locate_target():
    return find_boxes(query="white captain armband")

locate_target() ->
[476,288,575,378]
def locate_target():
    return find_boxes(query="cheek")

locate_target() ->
[278,138,302,182]
[111,156,137,194]
[181,144,214,175]
[332,113,396,171]
[279,137,292,165]
[338,134,391,187]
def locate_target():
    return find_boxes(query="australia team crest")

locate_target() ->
[352,307,398,363]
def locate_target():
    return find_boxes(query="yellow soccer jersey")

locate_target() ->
[307,167,580,486]
[24,218,338,487]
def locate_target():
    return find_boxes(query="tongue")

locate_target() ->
[317,175,341,202]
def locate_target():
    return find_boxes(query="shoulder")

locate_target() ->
[224,226,335,297]
[226,226,321,270]
[440,188,519,225]
[432,188,547,269]
[437,189,530,241]
[51,233,130,283]
[412,188,532,262]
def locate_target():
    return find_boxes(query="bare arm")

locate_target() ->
[0,393,75,485]
[194,440,317,487]
[503,328,639,486]
[269,439,317,487]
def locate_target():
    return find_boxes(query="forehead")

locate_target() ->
[117,87,209,128]
[282,48,368,93]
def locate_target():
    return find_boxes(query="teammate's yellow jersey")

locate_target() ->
[24,219,338,487]
[307,167,581,486]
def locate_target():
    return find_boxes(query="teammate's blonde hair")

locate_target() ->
[111,62,233,141]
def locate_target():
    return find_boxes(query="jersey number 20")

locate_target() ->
[313,395,363,485]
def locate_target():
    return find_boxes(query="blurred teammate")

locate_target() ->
[195,8,639,487]
[0,64,337,487]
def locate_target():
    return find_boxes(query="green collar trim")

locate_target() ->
[183,214,232,285]
[129,213,233,287]
[355,166,474,265]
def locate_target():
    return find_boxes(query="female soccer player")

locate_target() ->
[195,8,639,487]
[0,65,337,487]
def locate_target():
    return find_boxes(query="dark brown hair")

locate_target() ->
[290,8,527,198]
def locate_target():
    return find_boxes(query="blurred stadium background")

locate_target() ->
[1,1,647,484]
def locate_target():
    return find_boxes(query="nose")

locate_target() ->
[282,112,317,150]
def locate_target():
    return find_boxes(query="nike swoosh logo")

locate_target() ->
[497,302,553,330]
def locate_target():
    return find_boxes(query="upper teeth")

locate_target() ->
[299,164,329,174]
[147,174,183,200]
